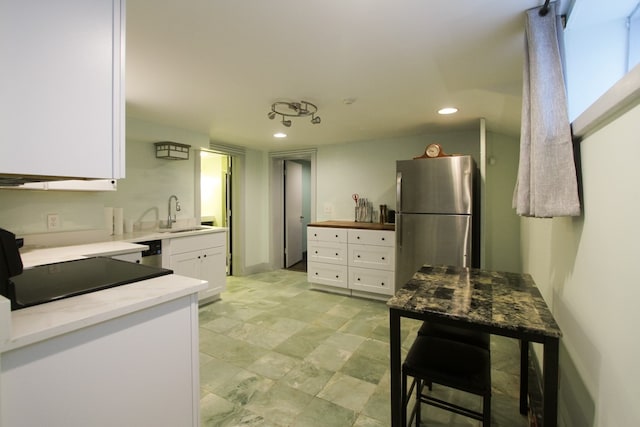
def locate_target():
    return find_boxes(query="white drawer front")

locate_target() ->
[308,262,349,288]
[348,243,395,270]
[348,229,394,247]
[308,241,348,265]
[168,232,226,254]
[307,227,347,243]
[349,267,394,295]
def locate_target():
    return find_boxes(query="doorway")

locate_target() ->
[269,149,316,271]
[284,159,311,271]
[199,151,232,275]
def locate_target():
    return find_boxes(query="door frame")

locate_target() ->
[284,160,303,267]
[269,149,317,269]
[195,146,245,276]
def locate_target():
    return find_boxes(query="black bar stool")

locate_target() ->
[402,335,492,426]
[418,321,491,349]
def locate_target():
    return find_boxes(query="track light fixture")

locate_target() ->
[267,100,321,126]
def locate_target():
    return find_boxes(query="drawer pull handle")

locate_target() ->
[381,282,385,286]
[357,254,361,258]
[381,237,385,241]
[315,251,318,254]
[315,272,318,275]
[335,234,338,238]
[336,275,339,278]
[357,277,361,281]
[357,236,360,239]
[381,257,385,260]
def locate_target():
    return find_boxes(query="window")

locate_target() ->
[563,0,640,121]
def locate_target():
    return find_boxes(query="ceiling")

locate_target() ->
[126,0,552,151]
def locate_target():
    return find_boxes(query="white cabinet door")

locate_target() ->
[171,251,200,279]
[167,233,227,302]
[0,0,124,179]
[199,246,227,298]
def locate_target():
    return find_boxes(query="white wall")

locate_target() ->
[485,131,521,272]
[520,104,640,426]
[241,149,270,272]
[315,131,481,222]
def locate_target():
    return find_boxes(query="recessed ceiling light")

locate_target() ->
[274,132,287,138]
[438,107,458,115]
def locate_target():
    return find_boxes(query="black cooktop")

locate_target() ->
[7,257,173,310]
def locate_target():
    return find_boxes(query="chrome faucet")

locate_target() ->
[167,195,181,228]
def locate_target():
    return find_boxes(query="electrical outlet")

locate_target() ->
[47,213,60,230]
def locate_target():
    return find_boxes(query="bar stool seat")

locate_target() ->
[402,335,491,426]
[418,321,490,350]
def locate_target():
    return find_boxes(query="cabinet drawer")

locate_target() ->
[348,229,394,247]
[308,262,348,289]
[167,232,226,254]
[308,241,348,265]
[307,227,347,243]
[348,243,395,270]
[349,267,394,295]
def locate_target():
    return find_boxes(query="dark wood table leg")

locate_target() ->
[389,309,402,427]
[543,338,560,427]
[520,339,529,415]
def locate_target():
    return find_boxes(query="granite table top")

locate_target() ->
[387,265,562,339]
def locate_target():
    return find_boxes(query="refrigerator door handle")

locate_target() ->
[396,172,402,212]
[396,214,402,248]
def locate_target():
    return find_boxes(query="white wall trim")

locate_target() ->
[572,64,640,139]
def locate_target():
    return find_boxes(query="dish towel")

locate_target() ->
[513,2,581,218]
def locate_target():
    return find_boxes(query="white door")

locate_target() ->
[285,160,303,267]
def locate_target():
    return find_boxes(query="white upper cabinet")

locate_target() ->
[0,0,125,180]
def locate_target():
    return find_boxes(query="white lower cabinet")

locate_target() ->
[307,226,394,299]
[1,295,200,426]
[164,232,227,302]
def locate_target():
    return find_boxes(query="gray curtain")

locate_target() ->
[513,2,581,218]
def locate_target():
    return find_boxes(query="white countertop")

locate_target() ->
[0,227,224,354]
[113,225,227,244]
[19,241,149,269]
[18,225,227,268]
[0,274,207,353]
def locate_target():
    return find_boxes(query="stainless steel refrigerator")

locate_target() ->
[395,155,479,289]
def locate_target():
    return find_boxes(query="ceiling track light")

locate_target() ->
[267,100,321,126]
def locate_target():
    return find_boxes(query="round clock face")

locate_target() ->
[426,143,441,158]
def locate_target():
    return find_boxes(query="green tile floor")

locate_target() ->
[198,270,530,426]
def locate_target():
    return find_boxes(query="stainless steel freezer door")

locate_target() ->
[396,156,474,214]
[395,213,472,289]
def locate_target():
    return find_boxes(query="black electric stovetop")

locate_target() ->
[7,257,173,310]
